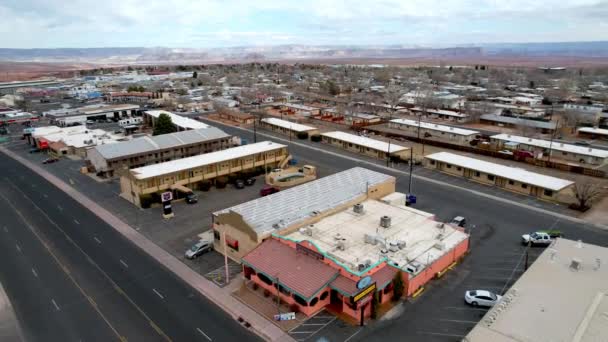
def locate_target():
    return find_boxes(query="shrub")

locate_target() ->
[296,131,309,140]
[310,135,321,142]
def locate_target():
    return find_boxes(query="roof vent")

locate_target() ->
[364,234,377,245]
[389,241,400,252]
[353,203,364,214]
[334,233,343,240]
[380,215,391,228]
[336,241,346,251]
[577,240,583,248]
[570,258,582,271]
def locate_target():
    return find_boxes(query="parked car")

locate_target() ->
[245,177,256,186]
[521,231,553,247]
[86,120,95,125]
[464,290,502,307]
[260,185,280,197]
[185,192,198,204]
[498,150,514,156]
[184,240,213,259]
[28,148,40,153]
[514,150,534,159]
[42,157,59,164]
[235,179,245,189]
[450,216,466,227]
[575,141,590,146]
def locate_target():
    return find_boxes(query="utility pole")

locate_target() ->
[547,119,560,163]
[386,139,391,167]
[408,148,414,194]
[417,113,425,155]
[253,116,257,143]
[222,231,230,284]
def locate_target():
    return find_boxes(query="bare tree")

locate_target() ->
[384,86,402,120]
[573,179,603,210]
[515,119,538,138]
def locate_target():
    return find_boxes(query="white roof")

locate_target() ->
[425,152,574,191]
[282,103,317,111]
[145,110,209,130]
[578,127,608,136]
[391,119,479,136]
[321,131,408,154]
[491,134,608,159]
[261,118,317,132]
[131,141,286,179]
[466,239,608,342]
[411,107,468,118]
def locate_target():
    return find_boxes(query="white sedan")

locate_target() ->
[464,290,502,307]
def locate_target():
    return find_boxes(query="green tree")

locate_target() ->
[392,271,404,301]
[176,88,188,96]
[153,113,176,136]
[325,80,340,96]
[192,71,198,79]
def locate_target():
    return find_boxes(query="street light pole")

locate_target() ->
[386,139,391,167]
[547,119,560,163]
[408,147,413,194]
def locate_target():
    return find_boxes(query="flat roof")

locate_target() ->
[93,127,230,160]
[578,127,608,136]
[321,131,408,154]
[410,107,468,118]
[466,239,608,342]
[214,167,395,236]
[131,141,286,180]
[425,152,574,191]
[480,114,557,129]
[283,197,468,275]
[491,134,608,158]
[145,110,209,130]
[390,119,479,136]
[261,117,317,132]
[348,113,380,120]
[282,103,317,111]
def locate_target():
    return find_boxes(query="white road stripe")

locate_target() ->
[437,319,478,324]
[152,288,164,299]
[93,237,101,244]
[419,332,465,338]
[31,268,38,278]
[196,328,212,341]
[15,244,21,253]
[74,219,80,225]
[3,226,7,233]
[57,205,63,211]
[51,299,60,311]
[120,259,128,268]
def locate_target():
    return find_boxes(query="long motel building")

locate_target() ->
[260,117,320,137]
[212,167,470,321]
[425,152,575,202]
[388,119,480,146]
[120,141,288,207]
[320,131,410,160]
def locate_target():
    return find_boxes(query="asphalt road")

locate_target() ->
[0,154,261,342]
[203,118,608,341]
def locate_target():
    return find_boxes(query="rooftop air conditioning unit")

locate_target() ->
[364,234,377,245]
[336,241,346,251]
[397,240,406,249]
[389,242,400,252]
[434,242,445,250]
[353,203,364,214]
[380,215,391,228]
[357,263,366,272]
[570,258,582,271]
[364,259,372,267]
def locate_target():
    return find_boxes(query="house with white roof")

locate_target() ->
[389,119,479,146]
[321,131,409,160]
[260,117,319,138]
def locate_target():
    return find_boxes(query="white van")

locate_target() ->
[118,117,143,127]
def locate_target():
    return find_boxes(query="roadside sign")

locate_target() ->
[273,312,296,321]
[161,191,173,202]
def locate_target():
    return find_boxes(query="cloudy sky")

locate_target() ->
[1,0,607,48]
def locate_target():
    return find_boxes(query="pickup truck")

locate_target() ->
[521,232,554,247]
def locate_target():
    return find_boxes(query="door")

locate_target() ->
[330,289,343,311]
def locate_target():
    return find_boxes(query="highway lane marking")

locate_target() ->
[419,331,465,338]
[31,268,38,278]
[74,219,80,225]
[15,244,21,253]
[93,237,102,244]
[152,289,164,300]
[119,259,128,268]
[436,319,478,324]
[51,299,61,311]
[196,328,212,341]
[57,205,63,211]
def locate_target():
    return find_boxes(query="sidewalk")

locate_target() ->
[0,146,294,342]
[0,281,24,342]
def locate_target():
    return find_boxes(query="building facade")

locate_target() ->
[389,119,479,146]
[260,117,319,137]
[321,131,410,160]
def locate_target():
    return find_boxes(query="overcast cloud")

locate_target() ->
[1,0,607,48]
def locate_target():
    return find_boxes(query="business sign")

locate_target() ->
[352,283,376,303]
[161,191,173,202]
[273,312,296,321]
[356,276,373,290]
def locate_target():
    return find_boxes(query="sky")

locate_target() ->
[1,0,607,48]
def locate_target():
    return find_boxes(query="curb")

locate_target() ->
[0,146,292,342]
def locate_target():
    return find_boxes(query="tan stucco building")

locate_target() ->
[321,131,410,160]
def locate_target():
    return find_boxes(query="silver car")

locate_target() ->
[185,240,213,259]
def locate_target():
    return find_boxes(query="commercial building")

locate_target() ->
[321,131,409,160]
[389,119,479,146]
[344,112,382,126]
[29,125,124,158]
[480,114,557,134]
[0,79,61,95]
[87,127,235,178]
[239,192,469,320]
[577,126,608,139]
[121,141,288,207]
[107,92,154,103]
[143,110,208,131]
[466,239,608,342]
[425,152,575,202]
[260,117,319,137]
[0,108,37,124]
[44,104,140,127]
[491,133,608,165]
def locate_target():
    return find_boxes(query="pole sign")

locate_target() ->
[356,276,373,290]
[273,312,296,321]
[161,191,173,202]
[352,283,376,304]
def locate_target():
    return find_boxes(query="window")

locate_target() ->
[293,294,308,306]
[456,167,462,171]
[475,171,481,177]
[544,189,553,197]
[310,297,319,306]
[430,160,435,165]
[258,273,273,285]
[278,284,291,296]
[508,180,514,185]
[522,183,528,189]
[446,164,452,169]
[320,291,329,300]
[213,230,220,241]
[487,175,495,181]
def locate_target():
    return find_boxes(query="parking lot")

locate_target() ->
[289,310,362,342]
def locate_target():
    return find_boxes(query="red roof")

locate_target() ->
[243,239,339,299]
[331,265,397,296]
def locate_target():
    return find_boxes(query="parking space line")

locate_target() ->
[344,328,363,342]
[436,319,478,324]
[419,331,465,338]
[444,306,488,312]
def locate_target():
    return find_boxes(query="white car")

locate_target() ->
[464,290,502,307]
[521,232,552,246]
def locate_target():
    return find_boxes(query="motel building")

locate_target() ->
[120,141,288,207]
[388,119,480,146]
[143,110,209,131]
[212,167,469,321]
[320,131,410,160]
[425,152,575,203]
[260,117,319,138]
[577,127,608,140]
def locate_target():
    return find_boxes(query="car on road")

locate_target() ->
[42,157,59,164]
[185,192,198,204]
[260,185,280,197]
[29,148,40,153]
[234,179,245,189]
[464,290,502,307]
[245,177,256,186]
[521,231,553,246]
[184,240,213,259]
[450,216,466,227]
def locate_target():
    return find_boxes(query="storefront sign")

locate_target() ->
[161,191,173,202]
[273,312,296,321]
[352,282,376,303]
[356,276,372,290]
